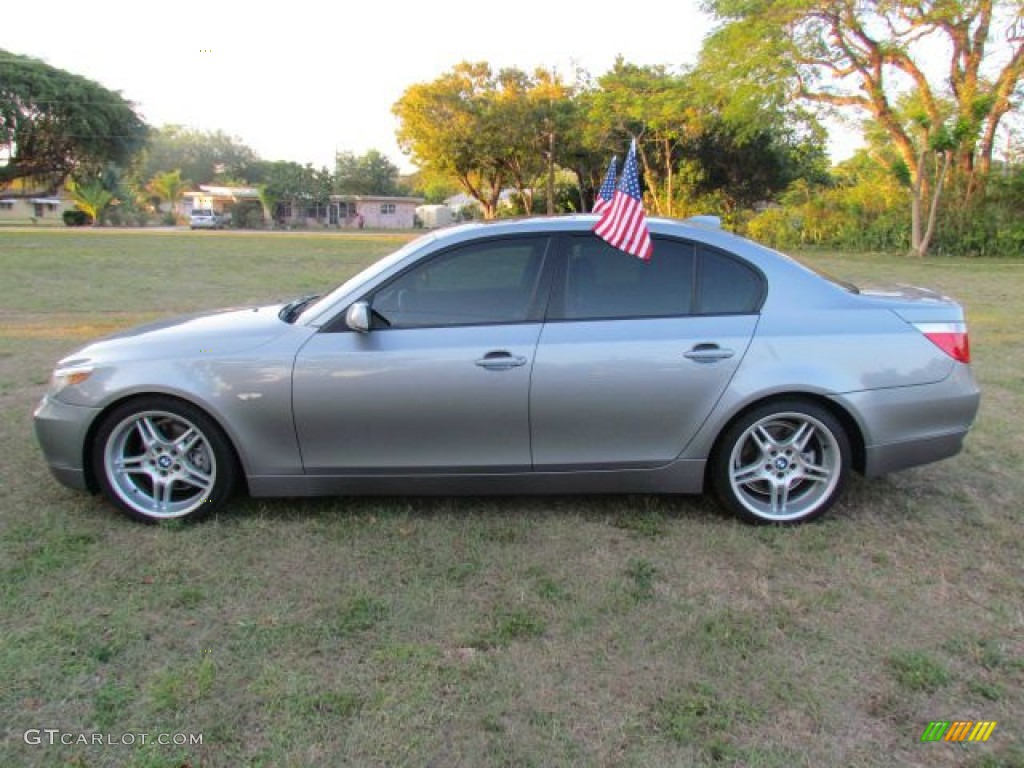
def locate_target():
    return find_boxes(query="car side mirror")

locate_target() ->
[345,301,371,333]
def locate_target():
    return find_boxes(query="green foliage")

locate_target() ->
[248,160,332,223]
[62,210,90,227]
[929,168,1024,257]
[743,153,1024,256]
[394,62,580,219]
[887,649,951,693]
[69,179,115,225]
[624,558,657,603]
[138,124,257,186]
[0,49,148,190]
[699,0,1024,255]
[334,149,401,195]
[227,200,265,229]
[145,169,186,220]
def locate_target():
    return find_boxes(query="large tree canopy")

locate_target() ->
[394,62,579,218]
[138,124,259,187]
[0,49,148,191]
[700,0,1024,255]
[334,149,401,195]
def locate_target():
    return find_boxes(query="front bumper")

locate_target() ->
[33,396,101,491]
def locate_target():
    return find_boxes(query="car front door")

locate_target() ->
[293,236,553,473]
[530,235,762,469]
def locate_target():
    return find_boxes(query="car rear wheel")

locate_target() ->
[93,396,237,523]
[711,400,850,525]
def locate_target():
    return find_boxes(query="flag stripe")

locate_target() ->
[592,139,652,260]
[592,156,617,215]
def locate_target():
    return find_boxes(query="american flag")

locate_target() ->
[591,155,617,215]
[593,139,653,260]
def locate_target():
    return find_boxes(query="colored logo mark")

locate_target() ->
[921,720,997,742]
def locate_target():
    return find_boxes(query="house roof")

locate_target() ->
[183,185,261,200]
[330,194,424,204]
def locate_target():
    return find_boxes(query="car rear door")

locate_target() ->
[292,236,553,473]
[529,235,762,469]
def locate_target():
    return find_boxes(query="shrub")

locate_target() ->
[63,210,91,227]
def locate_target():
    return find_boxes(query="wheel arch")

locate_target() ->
[705,392,867,486]
[82,392,248,495]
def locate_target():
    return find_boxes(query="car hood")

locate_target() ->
[58,304,297,366]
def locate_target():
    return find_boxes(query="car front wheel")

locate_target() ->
[93,397,237,523]
[711,400,850,525]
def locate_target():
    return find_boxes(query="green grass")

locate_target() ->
[1,229,1022,766]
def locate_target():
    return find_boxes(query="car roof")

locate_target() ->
[430,214,779,267]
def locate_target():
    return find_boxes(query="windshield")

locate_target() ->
[296,230,439,324]
[192,210,213,217]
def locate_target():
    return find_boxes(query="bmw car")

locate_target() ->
[34,216,980,525]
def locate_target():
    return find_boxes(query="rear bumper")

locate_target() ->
[832,364,980,477]
[863,429,969,477]
[33,396,100,491]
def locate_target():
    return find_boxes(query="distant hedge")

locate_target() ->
[63,210,91,227]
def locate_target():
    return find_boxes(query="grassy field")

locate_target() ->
[0,228,1021,768]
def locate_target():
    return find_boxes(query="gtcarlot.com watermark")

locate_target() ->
[24,729,203,747]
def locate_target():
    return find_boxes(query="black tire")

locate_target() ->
[711,399,851,525]
[92,396,237,523]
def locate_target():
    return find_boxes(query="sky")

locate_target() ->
[0,0,862,173]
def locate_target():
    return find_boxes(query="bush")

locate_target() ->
[63,210,91,227]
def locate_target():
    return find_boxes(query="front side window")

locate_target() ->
[370,237,549,328]
[560,236,695,320]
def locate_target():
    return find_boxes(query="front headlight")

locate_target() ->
[48,366,93,397]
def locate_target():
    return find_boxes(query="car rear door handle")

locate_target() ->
[475,350,528,370]
[684,343,735,363]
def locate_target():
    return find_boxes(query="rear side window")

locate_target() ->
[696,246,764,314]
[561,236,694,320]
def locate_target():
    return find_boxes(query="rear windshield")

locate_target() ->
[192,210,214,217]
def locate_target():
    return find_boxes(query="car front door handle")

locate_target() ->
[475,351,528,370]
[684,343,735,363]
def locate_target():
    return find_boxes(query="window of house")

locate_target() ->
[370,237,550,328]
[0,201,14,210]
[380,203,396,215]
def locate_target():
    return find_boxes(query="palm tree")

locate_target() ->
[146,170,187,221]
[69,180,115,226]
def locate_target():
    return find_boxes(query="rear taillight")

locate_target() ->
[915,322,971,363]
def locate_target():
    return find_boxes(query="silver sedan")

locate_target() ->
[34,216,980,525]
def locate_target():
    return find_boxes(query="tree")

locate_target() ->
[247,160,331,223]
[582,61,694,216]
[69,179,115,225]
[394,62,582,218]
[334,149,400,195]
[579,60,826,218]
[146,169,187,218]
[394,62,512,219]
[0,49,148,191]
[139,125,258,186]
[700,0,1024,256]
